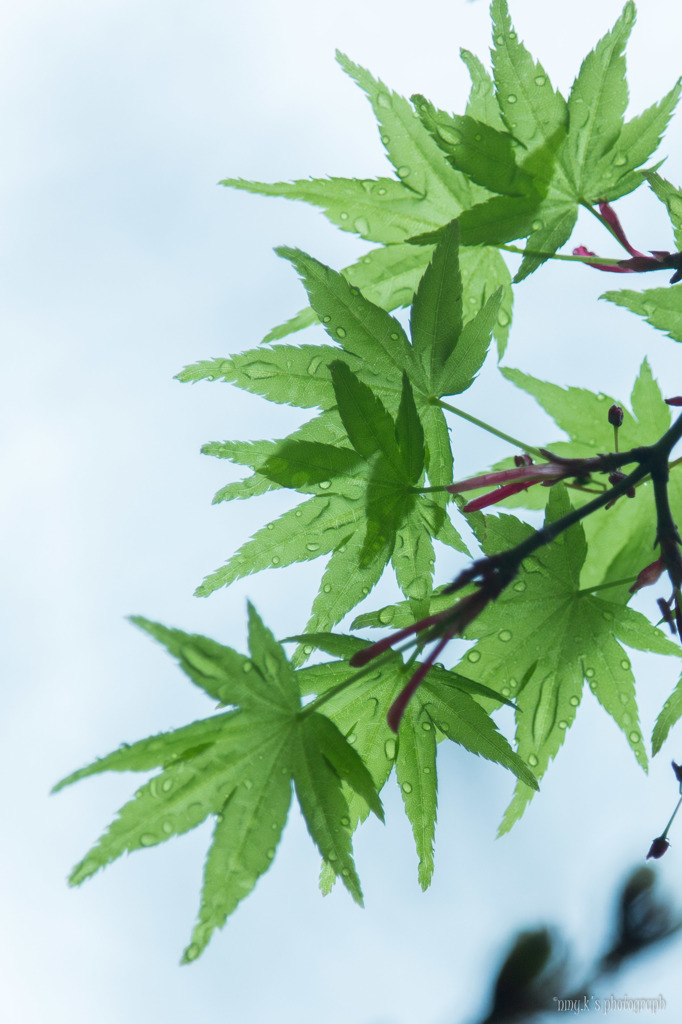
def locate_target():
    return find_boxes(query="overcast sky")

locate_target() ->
[4,1,682,1022]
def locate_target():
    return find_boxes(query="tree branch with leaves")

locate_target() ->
[55,0,682,963]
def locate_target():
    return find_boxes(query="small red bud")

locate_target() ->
[672,761,682,785]
[665,396,682,406]
[608,404,624,428]
[513,454,533,468]
[647,836,670,859]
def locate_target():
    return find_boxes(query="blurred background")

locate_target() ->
[4,0,682,1020]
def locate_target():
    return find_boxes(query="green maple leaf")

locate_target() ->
[292,633,535,890]
[459,487,679,832]
[349,485,679,830]
[53,608,383,962]
[498,359,682,598]
[417,1,679,281]
[183,228,500,635]
[221,50,513,354]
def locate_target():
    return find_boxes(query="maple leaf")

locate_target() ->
[221,50,513,353]
[290,632,536,890]
[53,607,383,962]
[351,488,679,832]
[497,359,682,601]
[178,224,504,637]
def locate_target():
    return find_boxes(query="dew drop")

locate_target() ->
[266,522,274,530]
[377,92,391,109]
[622,712,632,726]
[303,644,313,656]
[306,542,320,552]
[629,730,641,744]
[384,738,397,760]
[495,33,504,44]
[341,816,350,826]
[379,608,395,624]
[381,134,390,145]
[162,778,173,792]
[361,586,369,595]
[620,658,630,671]
[507,94,517,104]
[467,649,481,663]
[340,211,349,221]
[318,480,331,490]
[242,660,253,673]
[421,720,432,731]
[243,779,253,790]
[397,166,410,179]
[139,833,156,847]
[589,680,597,692]
[271,556,280,565]
[347,733,356,745]
[619,693,629,705]
[531,219,544,231]
[266,848,275,860]
[377,187,387,196]
[497,310,510,327]
[528,753,539,767]
[354,217,369,235]
[423,766,431,774]
[602,610,613,621]
[341,868,350,877]
[534,75,546,86]
[295,509,302,518]
[336,327,346,339]
[498,629,512,642]
[569,695,580,707]
[558,720,568,730]
[323,583,332,593]
[501,686,511,697]
[437,125,461,146]
[585,668,595,679]
[402,782,413,794]
[513,579,526,593]
[162,821,174,835]
[243,361,277,380]
[613,153,627,167]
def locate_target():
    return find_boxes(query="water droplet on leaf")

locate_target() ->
[139,833,156,847]
[318,480,331,489]
[528,754,539,767]
[384,738,396,760]
[498,629,512,642]
[467,649,481,663]
[402,782,413,794]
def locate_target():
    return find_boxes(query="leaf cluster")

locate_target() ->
[56,0,682,962]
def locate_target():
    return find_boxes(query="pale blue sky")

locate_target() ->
[4,1,682,1021]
